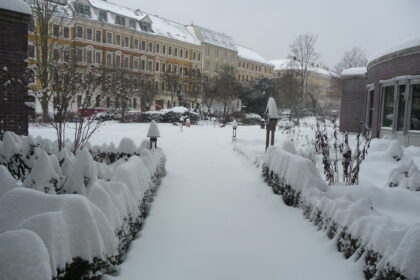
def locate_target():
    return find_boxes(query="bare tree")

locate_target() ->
[185,67,202,109]
[201,74,218,115]
[335,47,368,74]
[30,0,66,121]
[162,70,181,108]
[288,33,321,121]
[215,65,240,120]
[103,66,143,122]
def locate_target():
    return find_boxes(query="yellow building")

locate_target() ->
[236,44,274,83]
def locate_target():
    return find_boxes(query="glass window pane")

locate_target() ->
[410,84,420,130]
[396,85,407,131]
[382,86,394,127]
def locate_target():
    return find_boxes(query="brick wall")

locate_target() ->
[339,76,367,133]
[367,50,420,137]
[0,9,31,136]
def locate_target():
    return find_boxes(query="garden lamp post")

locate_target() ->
[232,120,238,142]
[147,120,160,149]
[265,97,279,151]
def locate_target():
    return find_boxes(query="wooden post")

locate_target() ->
[265,120,270,151]
[270,120,276,146]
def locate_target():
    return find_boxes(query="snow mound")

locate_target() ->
[118,138,137,154]
[0,229,51,280]
[264,146,328,192]
[0,165,19,198]
[147,120,161,138]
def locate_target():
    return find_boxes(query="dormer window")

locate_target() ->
[139,21,152,32]
[99,10,107,22]
[116,15,126,26]
[75,3,91,17]
[129,19,136,29]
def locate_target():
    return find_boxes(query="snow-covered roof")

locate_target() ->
[368,36,420,64]
[270,58,339,78]
[84,0,200,45]
[193,25,236,51]
[341,67,367,77]
[236,45,272,65]
[0,0,31,15]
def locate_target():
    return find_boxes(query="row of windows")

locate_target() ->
[238,61,273,74]
[74,25,201,61]
[205,47,236,62]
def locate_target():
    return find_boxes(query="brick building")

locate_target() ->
[0,0,32,136]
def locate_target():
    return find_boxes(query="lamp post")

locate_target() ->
[232,120,238,142]
[147,120,160,149]
[265,97,279,151]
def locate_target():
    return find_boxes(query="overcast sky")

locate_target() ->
[111,0,420,68]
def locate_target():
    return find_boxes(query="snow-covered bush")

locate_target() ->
[0,132,167,280]
[127,106,200,123]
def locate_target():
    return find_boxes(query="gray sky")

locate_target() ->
[111,0,420,68]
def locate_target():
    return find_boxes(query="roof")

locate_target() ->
[192,25,236,51]
[0,0,31,15]
[84,0,200,45]
[270,58,339,78]
[341,67,367,77]
[236,45,272,65]
[368,36,420,64]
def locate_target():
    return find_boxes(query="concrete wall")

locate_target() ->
[0,8,31,135]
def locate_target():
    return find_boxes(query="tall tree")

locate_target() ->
[240,77,276,115]
[30,0,64,121]
[162,70,181,108]
[201,74,218,115]
[335,47,368,74]
[215,65,240,120]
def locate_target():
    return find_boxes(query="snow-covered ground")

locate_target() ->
[31,122,363,280]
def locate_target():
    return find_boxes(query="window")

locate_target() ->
[29,18,35,32]
[162,45,166,54]
[141,40,146,51]
[106,32,112,44]
[64,49,70,62]
[87,28,93,40]
[95,52,101,64]
[155,62,159,72]
[99,10,107,22]
[115,34,121,45]
[155,81,159,91]
[139,21,152,32]
[180,49,184,58]
[214,63,218,72]
[134,39,139,49]
[216,49,219,58]
[410,84,420,130]
[162,63,166,73]
[129,19,136,29]
[396,85,407,131]
[95,30,102,43]
[205,61,210,72]
[162,82,165,91]
[174,47,178,57]
[168,46,172,55]
[206,47,210,57]
[28,45,35,58]
[148,42,153,52]
[140,60,145,70]
[124,37,129,48]
[76,48,83,62]
[76,26,83,38]
[115,55,121,66]
[168,64,171,73]
[148,61,152,71]
[63,27,69,38]
[106,53,112,66]
[53,24,59,37]
[133,98,137,109]
[382,86,394,127]
[76,3,91,17]
[134,58,138,69]
[173,65,177,73]
[185,50,188,59]
[124,56,129,68]
[116,15,125,26]
[86,50,93,63]
[156,43,160,53]
[198,53,201,61]
[366,90,374,129]
[193,52,196,60]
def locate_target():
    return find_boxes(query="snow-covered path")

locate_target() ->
[101,124,362,280]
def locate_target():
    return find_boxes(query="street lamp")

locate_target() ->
[265,97,279,150]
[147,120,160,149]
[232,120,238,142]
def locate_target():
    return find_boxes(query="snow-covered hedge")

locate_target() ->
[262,143,419,280]
[0,132,166,280]
[126,106,200,123]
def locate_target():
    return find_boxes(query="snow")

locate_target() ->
[0,0,31,15]
[147,120,160,138]
[368,36,420,64]
[270,58,339,77]
[0,165,19,198]
[192,25,236,51]
[117,138,137,154]
[236,44,272,65]
[0,229,51,280]
[265,97,279,119]
[341,67,367,77]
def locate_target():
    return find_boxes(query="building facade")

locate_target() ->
[0,0,32,135]
[236,45,274,82]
